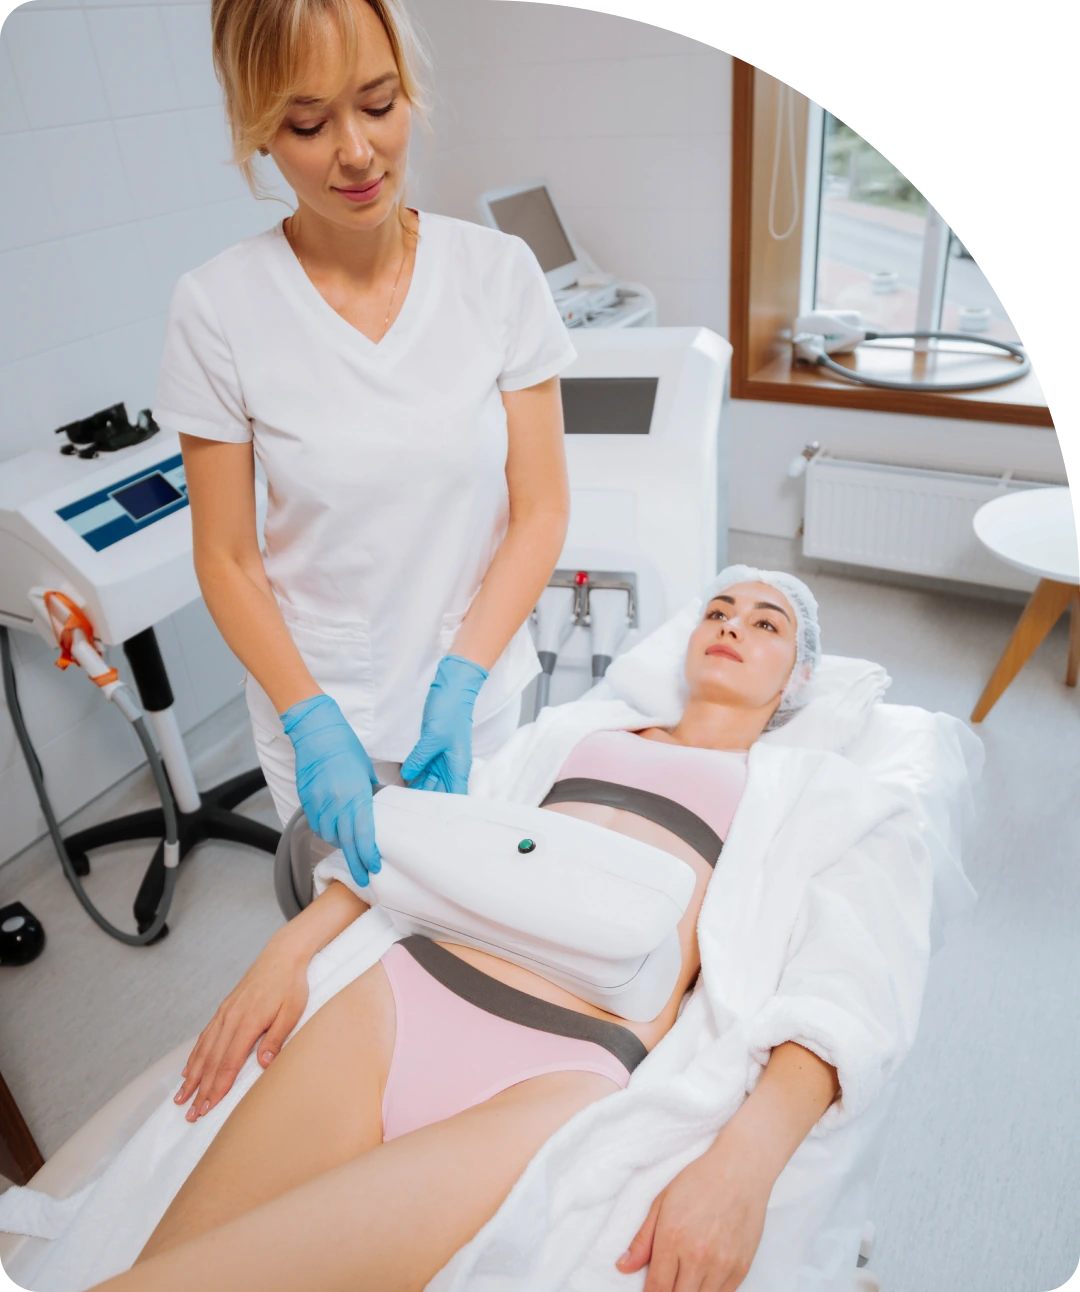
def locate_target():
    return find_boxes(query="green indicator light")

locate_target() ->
[517,839,536,854]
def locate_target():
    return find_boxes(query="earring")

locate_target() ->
[258,146,269,156]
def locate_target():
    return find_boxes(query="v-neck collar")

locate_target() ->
[269,209,433,361]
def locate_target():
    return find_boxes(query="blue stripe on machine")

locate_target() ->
[56,454,185,521]
[79,494,189,551]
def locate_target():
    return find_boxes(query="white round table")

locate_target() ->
[970,487,1079,721]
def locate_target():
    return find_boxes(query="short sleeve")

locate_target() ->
[497,236,578,393]
[153,273,252,443]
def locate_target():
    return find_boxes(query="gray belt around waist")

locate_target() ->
[539,777,722,868]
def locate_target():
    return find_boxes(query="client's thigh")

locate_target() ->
[109,1070,618,1292]
[138,960,395,1262]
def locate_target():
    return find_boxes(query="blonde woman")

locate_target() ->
[157,0,574,889]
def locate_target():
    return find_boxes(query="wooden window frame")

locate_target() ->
[729,59,1054,430]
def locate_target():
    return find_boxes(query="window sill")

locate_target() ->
[733,339,1053,428]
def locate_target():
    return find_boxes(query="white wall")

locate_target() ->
[0,0,291,863]
[407,0,732,340]
[406,0,1067,540]
[729,401,1069,538]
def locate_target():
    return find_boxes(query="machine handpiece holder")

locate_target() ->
[532,570,639,716]
[586,585,634,681]
[532,584,579,715]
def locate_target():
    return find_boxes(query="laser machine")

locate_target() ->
[478,180,657,330]
[0,435,278,944]
[532,327,732,712]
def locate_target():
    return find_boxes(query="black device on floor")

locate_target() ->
[0,902,45,966]
[55,403,160,458]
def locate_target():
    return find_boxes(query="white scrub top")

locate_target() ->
[154,211,577,760]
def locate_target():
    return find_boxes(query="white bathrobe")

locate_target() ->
[0,652,980,1292]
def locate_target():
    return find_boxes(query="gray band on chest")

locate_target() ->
[539,777,722,868]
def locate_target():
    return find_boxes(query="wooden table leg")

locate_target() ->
[1068,590,1080,689]
[0,1068,44,1186]
[971,579,1077,722]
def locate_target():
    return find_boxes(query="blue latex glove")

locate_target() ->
[280,694,381,888]
[400,655,489,794]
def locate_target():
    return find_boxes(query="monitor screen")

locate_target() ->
[561,377,658,435]
[111,472,182,521]
[487,187,576,274]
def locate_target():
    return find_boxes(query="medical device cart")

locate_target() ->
[0,437,280,941]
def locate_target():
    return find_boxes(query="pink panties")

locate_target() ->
[379,937,646,1142]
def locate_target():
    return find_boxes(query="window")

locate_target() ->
[729,61,1050,427]
[811,111,1021,342]
[940,232,1019,341]
[815,115,927,334]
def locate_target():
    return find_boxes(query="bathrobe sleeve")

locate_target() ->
[743,803,935,1133]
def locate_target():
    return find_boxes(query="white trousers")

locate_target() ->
[249,689,523,828]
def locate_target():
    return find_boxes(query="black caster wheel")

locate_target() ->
[68,850,91,878]
[0,902,46,966]
[137,921,170,944]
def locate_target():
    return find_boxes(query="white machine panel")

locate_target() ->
[548,327,731,701]
[1,436,204,645]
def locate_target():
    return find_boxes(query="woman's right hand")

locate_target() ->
[174,931,310,1121]
[280,693,382,888]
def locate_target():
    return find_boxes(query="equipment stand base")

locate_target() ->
[62,767,280,936]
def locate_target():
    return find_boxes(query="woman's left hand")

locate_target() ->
[615,1137,772,1292]
[401,655,489,793]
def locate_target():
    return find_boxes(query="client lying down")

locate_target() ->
[81,567,930,1292]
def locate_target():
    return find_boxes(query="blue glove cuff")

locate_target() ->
[279,692,336,737]
[438,654,489,698]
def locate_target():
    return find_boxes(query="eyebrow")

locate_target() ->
[710,594,791,622]
[292,73,398,105]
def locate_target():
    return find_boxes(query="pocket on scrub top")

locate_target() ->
[437,607,467,655]
[277,600,375,737]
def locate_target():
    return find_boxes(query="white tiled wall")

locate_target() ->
[0,0,291,864]
[407,0,733,337]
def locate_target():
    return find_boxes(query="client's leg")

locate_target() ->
[138,959,395,1262]
[100,1069,618,1292]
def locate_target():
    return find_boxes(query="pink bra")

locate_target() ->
[542,730,748,868]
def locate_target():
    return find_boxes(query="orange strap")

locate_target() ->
[44,591,120,687]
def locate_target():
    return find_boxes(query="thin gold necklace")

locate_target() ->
[286,214,410,341]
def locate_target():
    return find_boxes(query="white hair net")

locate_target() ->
[701,565,821,727]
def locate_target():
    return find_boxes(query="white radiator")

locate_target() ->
[803,457,1051,591]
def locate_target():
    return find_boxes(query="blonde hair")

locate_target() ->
[211,0,432,193]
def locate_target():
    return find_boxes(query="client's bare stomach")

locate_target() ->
[436,802,713,1052]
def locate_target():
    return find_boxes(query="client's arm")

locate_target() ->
[175,881,368,1120]
[617,1042,838,1291]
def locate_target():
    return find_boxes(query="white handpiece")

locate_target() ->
[318,786,698,1022]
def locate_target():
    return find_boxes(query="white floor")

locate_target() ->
[1,570,1079,1292]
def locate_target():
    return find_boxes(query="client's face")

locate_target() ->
[683,582,799,712]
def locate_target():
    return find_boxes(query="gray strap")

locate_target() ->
[540,778,722,868]
[399,935,648,1073]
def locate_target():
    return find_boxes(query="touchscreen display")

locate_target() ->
[561,377,658,435]
[111,473,182,521]
[489,187,576,274]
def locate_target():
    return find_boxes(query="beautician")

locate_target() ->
[154,0,575,886]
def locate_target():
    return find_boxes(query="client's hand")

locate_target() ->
[615,1133,771,1292]
[174,930,310,1121]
